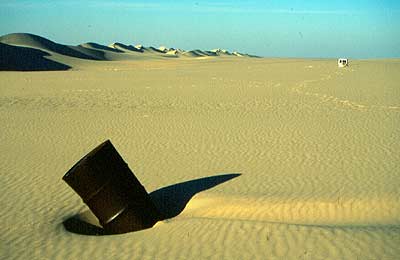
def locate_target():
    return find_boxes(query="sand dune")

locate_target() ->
[80,42,124,53]
[109,42,143,53]
[1,57,399,259]
[232,51,243,57]
[0,33,105,60]
[182,50,205,57]
[0,42,70,71]
[158,46,169,52]
[182,49,219,57]
[211,48,233,56]
[0,33,259,71]
[165,49,179,56]
[146,46,169,54]
[202,50,219,56]
[134,44,143,50]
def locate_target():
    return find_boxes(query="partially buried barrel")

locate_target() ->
[62,140,160,234]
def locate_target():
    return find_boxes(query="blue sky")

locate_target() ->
[0,0,399,58]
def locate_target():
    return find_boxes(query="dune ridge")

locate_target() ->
[80,42,124,53]
[108,42,143,53]
[0,33,105,60]
[0,33,259,71]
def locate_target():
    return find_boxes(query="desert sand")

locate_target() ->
[1,34,400,259]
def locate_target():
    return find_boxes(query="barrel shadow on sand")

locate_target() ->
[62,173,241,236]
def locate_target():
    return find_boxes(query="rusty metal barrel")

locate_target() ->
[62,140,160,234]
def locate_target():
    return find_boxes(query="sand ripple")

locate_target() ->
[1,59,399,259]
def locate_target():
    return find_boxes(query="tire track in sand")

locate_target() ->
[291,71,400,112]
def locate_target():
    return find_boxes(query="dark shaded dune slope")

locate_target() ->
[0,33,106,60]
[0,42,70,71]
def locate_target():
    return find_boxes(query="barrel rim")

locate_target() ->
[62,139,112,181]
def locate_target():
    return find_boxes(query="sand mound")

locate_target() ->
[203,50,218,56]
[158,46,168,53]
[182,50,203,57]
[232,51,244,57]
[0,33,105,60]
[210,48,233,56]
[182,50,219,57]
[109,42,143,53]
[165,49,179,56]
[142,46,167,54]
[231,51,259,58]
[0,42,70,71]
[68,45,107,60]
[134,44,143,50]
[80,42,123,53]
